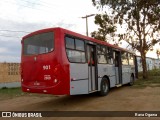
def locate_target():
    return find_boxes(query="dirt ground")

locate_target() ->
[0,86,160,120]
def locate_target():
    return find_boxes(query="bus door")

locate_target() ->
[114,51,122,85]
[87,44,98,92]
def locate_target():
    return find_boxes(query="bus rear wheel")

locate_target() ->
[99,78,109,96]
[129,75,134,86]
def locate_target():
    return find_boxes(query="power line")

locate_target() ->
[38,0,62,8]
[21,0,45,6]
[2,0,47,15]
[3,0,59,14]
[0,29,30,33]
[1,0,78,23]
[20,0,58,9]
[4,0,42,11]
[0,34,21,38]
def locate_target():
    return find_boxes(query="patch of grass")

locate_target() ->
[134,69,160,88]
[0,87,52,100]
[138,69,160,77]
[0,87,21,94]
[0,87,25,100]
[1,86,7,89]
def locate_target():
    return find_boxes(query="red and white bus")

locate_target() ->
[21,27,137,96]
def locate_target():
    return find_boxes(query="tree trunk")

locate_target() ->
[141,51,148,79]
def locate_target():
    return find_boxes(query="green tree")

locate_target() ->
[92,0,160,79]
[91,14,116,42]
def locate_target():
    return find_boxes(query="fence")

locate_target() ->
[0,63,20,88]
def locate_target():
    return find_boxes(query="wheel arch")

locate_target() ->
[102,75,110,88]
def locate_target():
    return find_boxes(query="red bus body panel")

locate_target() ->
[21,28,70,95]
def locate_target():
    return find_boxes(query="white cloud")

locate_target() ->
[0,48,8,53]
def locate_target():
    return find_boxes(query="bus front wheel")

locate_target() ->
[99,78,109,96]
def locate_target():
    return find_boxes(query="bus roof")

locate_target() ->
[22,27,135,54]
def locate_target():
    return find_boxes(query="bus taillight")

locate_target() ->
[54,79,58,83]
[52,64,62,84]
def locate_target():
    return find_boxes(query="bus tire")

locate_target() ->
[99,78,109,96]
[129,75,134,86]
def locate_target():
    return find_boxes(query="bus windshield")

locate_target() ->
[23,32,54,55]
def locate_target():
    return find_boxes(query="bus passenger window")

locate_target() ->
[108,48,114,64]
[128,53,134,65]
[66,50,85,63]
[75,39,85,51]
[97,45,107,64]
[65,36,86,63]
[66,37,75,49]
[121,51,129,65]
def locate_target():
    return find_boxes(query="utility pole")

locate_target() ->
[81,14,95,36]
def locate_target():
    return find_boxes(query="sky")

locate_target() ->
[0,0,159,63]
[0,0,99,62]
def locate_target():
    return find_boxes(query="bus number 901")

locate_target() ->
[43,65,51,70]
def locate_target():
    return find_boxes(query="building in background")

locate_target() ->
[146,57,154,70]
[136,56,160,72]
[153,59,160,69]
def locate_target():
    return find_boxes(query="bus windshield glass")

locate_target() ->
[23,32,54,55]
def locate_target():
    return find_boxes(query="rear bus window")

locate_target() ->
[23,32,54,55]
